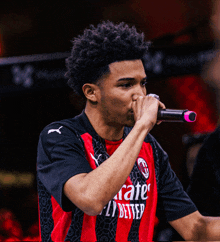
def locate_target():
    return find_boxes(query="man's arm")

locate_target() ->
[64,96,165,216]
[170,210,220,241]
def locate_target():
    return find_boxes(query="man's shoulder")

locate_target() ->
[38,112,89,149]
[41,112,87,137]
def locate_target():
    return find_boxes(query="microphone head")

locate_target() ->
[184,111,197,122]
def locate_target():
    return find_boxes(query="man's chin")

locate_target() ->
[126,117,135,127]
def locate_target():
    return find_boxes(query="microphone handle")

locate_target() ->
[157,109,197,122]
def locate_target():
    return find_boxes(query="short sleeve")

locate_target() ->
[155,142,197,222]
[37,123,93,211]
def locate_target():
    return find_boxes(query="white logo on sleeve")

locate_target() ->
[48,126,63,134]
[137,158,149,179]
[90,153,102,166]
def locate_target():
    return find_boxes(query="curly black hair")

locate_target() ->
[65,20,150,98]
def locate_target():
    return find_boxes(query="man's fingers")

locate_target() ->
[159,101,166,110]
[132,96,144,120]
[132,95,166,128]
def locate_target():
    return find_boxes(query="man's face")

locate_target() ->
[97,59,147,127]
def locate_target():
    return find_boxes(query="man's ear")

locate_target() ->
[82,83,99,102]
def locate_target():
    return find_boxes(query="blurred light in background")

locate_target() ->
[0,171,34,187]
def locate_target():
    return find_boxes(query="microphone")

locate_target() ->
[157,109,197,122]
[147,94,197,122]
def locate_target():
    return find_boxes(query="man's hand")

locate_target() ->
[132,95,166,131]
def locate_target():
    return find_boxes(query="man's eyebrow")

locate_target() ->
[117,77,147,82]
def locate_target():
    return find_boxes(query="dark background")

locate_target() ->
[0,0,218,234]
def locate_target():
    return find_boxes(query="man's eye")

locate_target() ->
[121,83,132,88]
[141,80,147,86]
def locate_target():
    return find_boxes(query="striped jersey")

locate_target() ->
[37,111,197,242]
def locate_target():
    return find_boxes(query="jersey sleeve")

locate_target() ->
[37,122,93,212]
[153,139,198,222]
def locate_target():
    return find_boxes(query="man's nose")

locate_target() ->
[132,88,146,101]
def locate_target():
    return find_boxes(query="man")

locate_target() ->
[186,0,220,219]
[187,126,220,216]
[37,21,220,241]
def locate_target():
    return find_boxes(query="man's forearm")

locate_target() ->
[200,216,220,241]
[64,122,150,215]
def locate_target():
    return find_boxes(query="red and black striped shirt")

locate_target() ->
[37,111,197,242]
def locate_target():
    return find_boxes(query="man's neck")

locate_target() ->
[85,106,124,141]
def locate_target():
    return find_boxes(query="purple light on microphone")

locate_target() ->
[184,111,197,122]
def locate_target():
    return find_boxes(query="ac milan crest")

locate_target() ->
[137,157,149,180]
